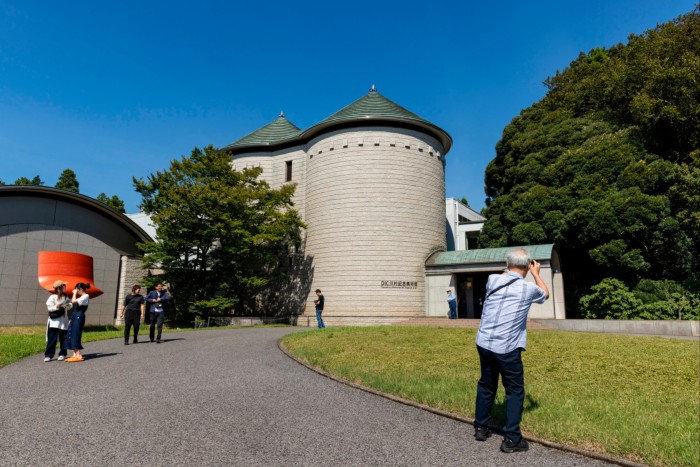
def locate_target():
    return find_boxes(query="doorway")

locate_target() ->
[456,272,492,319]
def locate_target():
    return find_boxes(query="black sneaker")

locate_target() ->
[156,339,161,344]
[133,339,138,344]
[474,426,491,441]
[124,341,129,345]
[500,438,529,453]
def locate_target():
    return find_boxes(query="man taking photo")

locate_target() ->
[473,248,549,453]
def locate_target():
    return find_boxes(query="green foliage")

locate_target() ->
[14,175,43,186]
[579,278,642,319]
[96,193,126,213]
[580,277,700,320]
[481,8,700,316]
[55,169,79,192]
[134,145,305,321]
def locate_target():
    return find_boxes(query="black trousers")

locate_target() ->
[124,310,141,342]
[475,345,525,443]
[45,327,67,358]
[149,312,164,341]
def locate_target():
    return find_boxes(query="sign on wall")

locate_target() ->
[380,280,418,289]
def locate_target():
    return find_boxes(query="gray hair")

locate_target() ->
[506,248,531,268]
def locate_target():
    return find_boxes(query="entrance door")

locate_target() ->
[455,272,491,319]
[471,273,490,319]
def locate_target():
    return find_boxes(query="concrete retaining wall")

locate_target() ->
[533,319,700,337]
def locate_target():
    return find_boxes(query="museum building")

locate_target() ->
[0,88,565,326]
[222,87,565,324]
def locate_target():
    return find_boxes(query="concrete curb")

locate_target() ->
[278,339,648,467]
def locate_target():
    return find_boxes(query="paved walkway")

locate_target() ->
[0,328,614,466]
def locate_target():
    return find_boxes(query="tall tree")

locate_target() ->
[96,193,126,213]
[14,175,44,186]
[55,169,79,192]
[134,145,305,320]
[480,7,700,317]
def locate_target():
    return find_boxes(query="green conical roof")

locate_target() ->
[316,87,435,127]
[222,113,301,151]
[306,87,451,152]
[223,87,452,154]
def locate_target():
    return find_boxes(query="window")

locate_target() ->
[285,161,292,182]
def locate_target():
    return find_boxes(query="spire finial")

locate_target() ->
[279,111,285,118]
[370,84,376,92]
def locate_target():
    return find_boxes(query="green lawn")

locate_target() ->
[0,325,124,367]
[280,327,700,467]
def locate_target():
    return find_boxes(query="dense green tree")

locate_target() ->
[96,193,126,213]
[480,7,700,317]
[14,175,44,186]
[134,145,305,321]
[55,169,79,192]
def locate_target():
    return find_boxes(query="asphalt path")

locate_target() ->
[0,328,614,466]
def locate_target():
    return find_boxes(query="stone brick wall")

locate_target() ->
[303,127,446,315]
[230,126,447,317]
[114,255,147,324]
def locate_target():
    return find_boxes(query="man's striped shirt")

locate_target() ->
[476,271,547,354]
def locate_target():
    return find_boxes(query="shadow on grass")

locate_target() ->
[489,394,540,429]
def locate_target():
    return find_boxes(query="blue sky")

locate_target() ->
[0,0,695,213]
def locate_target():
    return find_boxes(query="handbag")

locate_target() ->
[49,307,65,319]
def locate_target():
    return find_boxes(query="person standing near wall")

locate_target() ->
[146,283,171,343]
[65,282,90,362]
[120,285,145,345]
[314,289,325,329]
[446,289,457,319]
[44,280,73,362]
[473,248,549,453]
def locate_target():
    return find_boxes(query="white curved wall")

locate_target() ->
[304,127,446,314]
[231,147,307,220]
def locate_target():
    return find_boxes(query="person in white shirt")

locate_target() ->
[473,248,549,453]
[65,282,90,362]
[44,280,73,362]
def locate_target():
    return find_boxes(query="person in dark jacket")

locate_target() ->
[146,283,171,343]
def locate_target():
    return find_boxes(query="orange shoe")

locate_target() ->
[65,356,84,362]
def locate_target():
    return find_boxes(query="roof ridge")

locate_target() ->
[222,115,302,151]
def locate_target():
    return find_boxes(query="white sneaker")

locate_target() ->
[43,357,51,362]
[57,356,65,361]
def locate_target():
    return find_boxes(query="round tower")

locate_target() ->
[223,87,452,320]
[302,88,451,318]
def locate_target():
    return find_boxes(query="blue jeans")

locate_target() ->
[448,300,457,319]
[315,308,325,328]
[65,310,85,350]
[475,345,525,443]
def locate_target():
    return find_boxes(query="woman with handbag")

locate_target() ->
[44,280,73,362]
[64,282,90,362]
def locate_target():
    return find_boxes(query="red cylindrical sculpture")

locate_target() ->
[38,251,104,298]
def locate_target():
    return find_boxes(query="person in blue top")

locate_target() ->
[473,248,549,453]
[146,283,171,343]
[446,289,457,319]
